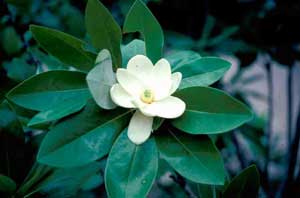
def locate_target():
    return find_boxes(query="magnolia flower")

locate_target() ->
[110,55,186,144]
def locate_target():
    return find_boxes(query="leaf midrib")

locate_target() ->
[42,29,94,63]
[11,88,89,98]
[168,130,222,182]
[185,108,250,116]
[41,110,131,158]
[125,146,138,198]
[181,66,228,81]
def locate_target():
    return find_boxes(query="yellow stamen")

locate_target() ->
[140,89,155,104]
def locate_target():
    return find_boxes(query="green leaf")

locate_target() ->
[3,56,36,82]
[223,165,260,198]
[0,100,24,139]
[166,50,201,70]
[124,0,164,63]
[0,26,22,55]
[155,130,225,185]
[37,101,131,167]
[86,49,117,110]
[29,47,67,71]
[172,56,231,88]
[197,183,219,198]
[172,87,253,134]
[27,98,86,126]
[6,70,91,112]
[121,39,146,67]
[37,162,102,197]
[30,25,95,72]
[85,0,122,68]
[0,175,17,193]
[105,129,158,198]
[80,173,103,191]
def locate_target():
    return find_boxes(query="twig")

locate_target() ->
[287,67,293,145]
[264,61,273,195]
[170,172,198,198]
[230,130,246,169]
[279,90,300,197]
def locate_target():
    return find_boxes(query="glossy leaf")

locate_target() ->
[223,165,260,198]
[0,175,17,193]
[121,39,146,67]
[124,0,164,63]
[6,70,91,112]
[27,98,86,126]
[156,130,225,185]
[166,50,201,70]
[37,162,102,197]
[37,101,131,167]
[197,183,219,198]
[86,49,117,109]
[30,25,95,71]
[85,0,122,68]
[172,87,253,134]
[172,56,231,88]
[105,130,158,198]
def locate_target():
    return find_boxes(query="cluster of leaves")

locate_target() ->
[1,0,261,197]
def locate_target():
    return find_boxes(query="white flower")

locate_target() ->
[110,55,186,145]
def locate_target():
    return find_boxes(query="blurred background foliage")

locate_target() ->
[1,0,300,197]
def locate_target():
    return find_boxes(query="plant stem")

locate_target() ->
[279,85,300,197]
[264,61,273,195]
[170,172,198,198]
[230,131,246,169]
[287,67,293,146]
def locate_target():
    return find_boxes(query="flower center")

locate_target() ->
[140,89,155,104]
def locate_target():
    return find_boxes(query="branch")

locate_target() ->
[279,92,300,196]
[170,172,198,198]
[264,61,273,195]
[230,130,247,169]
[287,67,293,146]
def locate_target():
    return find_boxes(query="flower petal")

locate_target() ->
[151,58,172,100]
[116,68,145,97]
[140,96,186,119]
[128,111,153,145]
[169,72,182,95]
[127,55,153,85]
[110,84,135,108]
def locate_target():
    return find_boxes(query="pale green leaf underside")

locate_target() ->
[87,49,117,109]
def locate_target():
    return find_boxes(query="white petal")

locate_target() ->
[127,55,153,85]
[151,58,172,100]
[128,111,153,145]
[116,68,145,97]
[169,72,182,95]
[110,84,135,108]
[140,96,186,119]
